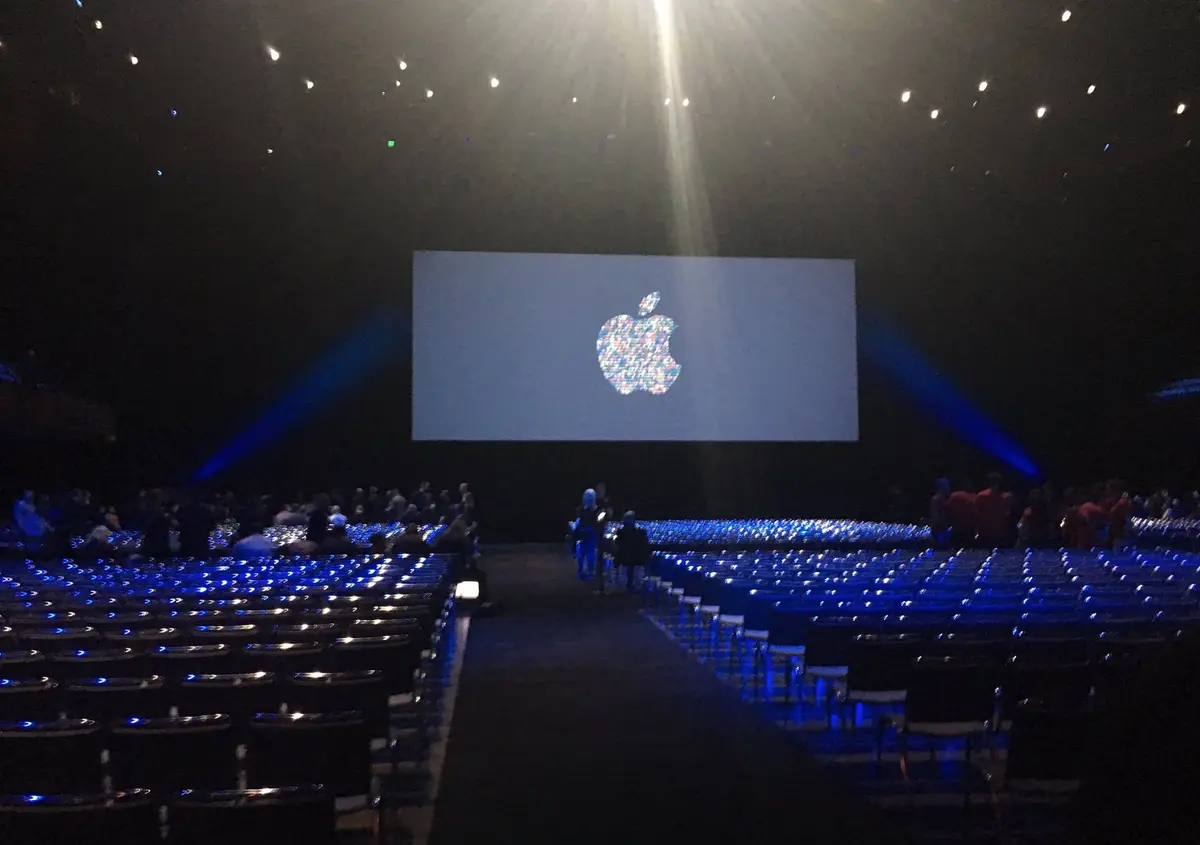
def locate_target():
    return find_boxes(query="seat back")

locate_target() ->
[0,677,60,721]
[0,719,103,793]
[905,655,998,726]
[168,787,336,845]
[0,790,158,845]
[109,714,237,792]
[247,712,371,796]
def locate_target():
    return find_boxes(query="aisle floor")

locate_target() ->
[429,551,901,845]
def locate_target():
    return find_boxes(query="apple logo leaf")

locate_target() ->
[638,291,661,317]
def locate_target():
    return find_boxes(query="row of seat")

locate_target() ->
[0,553,459,843]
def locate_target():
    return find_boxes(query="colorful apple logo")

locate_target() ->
[596,291,681,395]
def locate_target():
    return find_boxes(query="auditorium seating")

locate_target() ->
[0,552,456,843]
[644,546,1200,819]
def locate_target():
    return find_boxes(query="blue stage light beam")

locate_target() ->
[861,312,1039,478]
[194,310,405,481]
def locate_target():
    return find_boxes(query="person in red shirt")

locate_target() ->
[1076,485,1108,548]
[975,472,1015,548]
[945,479,978,549]
[1104,480,1132,548]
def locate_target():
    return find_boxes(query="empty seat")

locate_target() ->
[247,712,371,797]
[105,627,182,650]
[0,719,103,793]
[176,672,280,728]
[187,625,260,646]
[271,624,340,644]
[167,787,336,845]
[0,790,159,845]
[0,677,60,720]
[287,670,389,736]
[150,644,232,681]
[325,635,418,693]
[21,627,102,654]
[239,642,324,675]
[63,676,167,721]
[51,647,144,680]
[109,714,237,792]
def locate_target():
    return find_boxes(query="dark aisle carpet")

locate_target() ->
[429,551,903,845]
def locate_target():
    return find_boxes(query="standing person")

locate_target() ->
[1104,480,1132,549]
[13,490,48,552]
[975,472,1014,548]
[613,511,650,592]
[306,494,330,545]
[573,488,604,587]
[1017,487,1053,548]
[945,479,978,549]
[176,492,215,558]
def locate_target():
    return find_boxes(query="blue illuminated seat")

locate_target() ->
[0,790,158,845]
[0,719,103,793]
[109,714,237,792]
[51,647,143,680]
[167,787,336,845]
[21,627,101,654]
[0,649,47,680]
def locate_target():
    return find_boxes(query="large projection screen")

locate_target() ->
[412,251,858,442]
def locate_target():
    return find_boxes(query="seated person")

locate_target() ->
[367,532,389,554]
[329,505,349,528]
[78,525,113,558]
[320,523,357,555]
[613,511,650,591]
[392,522,430,556]
[233,523,274,558]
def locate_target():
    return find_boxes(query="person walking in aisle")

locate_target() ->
[613,511,650,592]
[572,488,606,588]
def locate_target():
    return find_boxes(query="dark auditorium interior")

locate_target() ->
[1,1,1199,843]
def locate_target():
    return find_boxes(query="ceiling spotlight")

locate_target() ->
[664,98,671,106]
[1060,9,1071,22]
[425,88,433,99]
[682,97,689,107]
[901,90,911,104]
[93,20,102,30]
[489,76,499,88]
[398,60,407,71]
[128,54,138,65]
[1087,84,1096,95]
[929,108,939,120]
[978,80,988,92]
[305,79,314,90]
[1036,105,1048,119]
[1178,103,1188,115]
[267,46,280,62]
[571,96,577,103]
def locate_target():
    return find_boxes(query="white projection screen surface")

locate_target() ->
[412,251,858,442]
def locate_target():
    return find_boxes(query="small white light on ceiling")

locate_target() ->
[425,88,433,98]
[978,80,988,92]
[489,76,499,88]
[129,54,138,65]
[93,20,102,30]
[664,98,671,105]
[267,148,274,154]
[1087,84,1096,95]
[1060,9,1071,22]
[929,108,939,119]
[305,79,314,90]
[1177,103,1187,115]
[267,46,280,62]
[398,60,407,71]
[1036,105,1048,119]
[571,96,577,103]
[682,97,689,107]
[395,79,401,87]
[901,90,911,103]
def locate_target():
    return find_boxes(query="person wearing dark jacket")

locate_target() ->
[613,511,650,592]
[306,494,330,544]
[320,524,357,555]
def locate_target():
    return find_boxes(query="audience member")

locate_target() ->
[1016,487,1053,547]
[306,494,330,544]
[392,522,430,556]
[613,510,649,592]
[367,532,389,554]
[974,472,1014,547]
[320,524,356,555]
[329,505,348,528]
[176,492,215,557]
[12,490,48,550]
[574,488,603,588]
[945,479,978,548]
[233,523,274,558]
[929,478,951,544]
